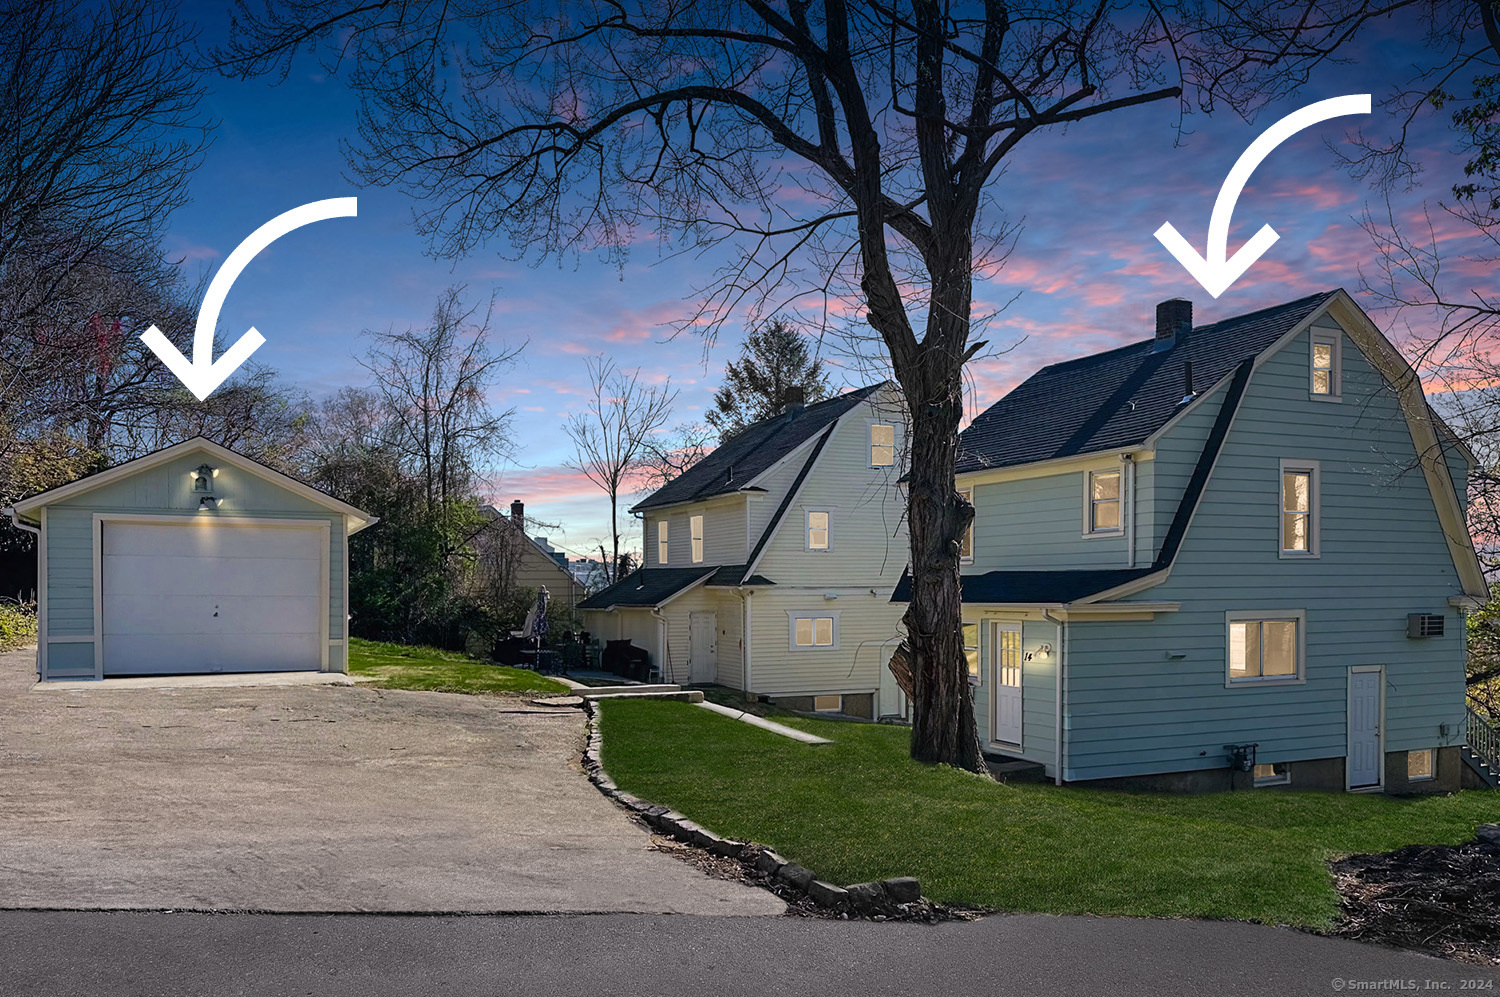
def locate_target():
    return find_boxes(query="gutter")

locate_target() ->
[4,507,39,537]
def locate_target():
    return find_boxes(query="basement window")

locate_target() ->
[813,694,843,713]
[1253,762,1291,786]
[1408,749,1435,782]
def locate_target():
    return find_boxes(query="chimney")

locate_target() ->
[782,385,806,415]
[510,500,524,530]
[1154,298,1193,352]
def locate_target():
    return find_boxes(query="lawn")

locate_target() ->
[599,698,1500,928]
[348,638,570,696]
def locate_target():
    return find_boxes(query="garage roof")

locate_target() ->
[8,437,377,532]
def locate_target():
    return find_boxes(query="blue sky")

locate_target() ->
[165,5,1468,558]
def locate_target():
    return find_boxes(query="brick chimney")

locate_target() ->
[510,500,524,530]
[782,385,806,414]
[1154,298,1193,352]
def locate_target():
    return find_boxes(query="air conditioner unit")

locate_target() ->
[1407,614,1445,639]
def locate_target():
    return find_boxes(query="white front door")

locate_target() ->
[102,521,325,676]
[991,622,1023,746]
[689,612,717,684]
[1349,668,1384,788]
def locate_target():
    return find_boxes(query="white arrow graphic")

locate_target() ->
[142,197,359,400]
[1154,94,1370,298]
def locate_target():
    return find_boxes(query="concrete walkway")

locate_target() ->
[0,648,783,916]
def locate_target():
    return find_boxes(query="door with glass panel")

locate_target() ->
[991,622,1023,746]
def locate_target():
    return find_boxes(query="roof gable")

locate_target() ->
[632,383,888,512]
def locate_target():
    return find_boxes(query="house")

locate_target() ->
[4,437,376,680]
[580,383,910,718]
[474,501,582,613]
[897,290,1487,793]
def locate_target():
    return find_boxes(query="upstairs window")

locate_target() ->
[690,515,704,563]
[807,510,830,550]
[657,521,669,565]
[1280,461,1319,557]
[1226,612,1304,684]
[1087,469,1121,534]
[1310,329,1341,399]
[958,488,974,561]
[870,424,895,467]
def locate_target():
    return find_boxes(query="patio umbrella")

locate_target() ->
[530,586,551,641]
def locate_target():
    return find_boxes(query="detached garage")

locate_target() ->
[5,438,375,681]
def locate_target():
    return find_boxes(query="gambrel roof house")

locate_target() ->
[582,383,910,719]
[897,289,1493,793]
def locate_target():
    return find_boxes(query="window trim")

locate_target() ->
[1278,459,1320,559]
[805,508,832,551]
[958,488,974,562]
[1224,609,1307,687]
[813,694,843,713]
[787,610,841,650]
[1309,327,1342,402]
[963,621,981,686]
[690,514,704,564]
[656,520,669,566]
[1082,467,1124,537]
[1253,762,1292,787]
[1407,748,1436,782]
[869,422,896,468]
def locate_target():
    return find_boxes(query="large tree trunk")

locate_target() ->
[901,348,984,773]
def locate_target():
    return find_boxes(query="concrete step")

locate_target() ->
[984,755,1048,784]
[585,689,703,703]
[577,684,681,697]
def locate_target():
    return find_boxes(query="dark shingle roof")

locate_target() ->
[891,567,1158,604]
[577,567,714,611]
[632,383,888,512]
[956,291,1337,473]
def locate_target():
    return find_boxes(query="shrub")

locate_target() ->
[0,600,38,651]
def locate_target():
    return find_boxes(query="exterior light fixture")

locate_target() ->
[199,495,219,510]
[192,464,216,493]
[1025,642,1053,662]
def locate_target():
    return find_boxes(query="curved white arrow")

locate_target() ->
[1154,94,1370,298]
[142,197,359,400]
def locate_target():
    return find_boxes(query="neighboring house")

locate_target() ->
[474,501,581,613]
[580,383,910,718]
[5,437,375,681]
[896,290,1488,793]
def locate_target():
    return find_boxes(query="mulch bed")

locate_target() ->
[1331,832,1500,966]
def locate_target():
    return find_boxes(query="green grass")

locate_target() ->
[348,637,569,696]
[599,698,1500,928]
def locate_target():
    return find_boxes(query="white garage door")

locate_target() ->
[102,522,325,675]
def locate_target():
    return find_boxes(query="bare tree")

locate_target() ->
[636,421,716,490]
[220,0,1395,771]
[360,286,522,533]
[565,356,675,585]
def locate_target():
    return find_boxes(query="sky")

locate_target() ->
[162,4,1477,560]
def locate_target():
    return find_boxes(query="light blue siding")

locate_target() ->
[45,642,96,677]
[1064,321,1468,781]
[970,617,1059,773]
[970,471,1129,570]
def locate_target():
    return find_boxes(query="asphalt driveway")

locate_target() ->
[0,648,783,915]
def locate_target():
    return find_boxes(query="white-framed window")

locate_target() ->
[963,622,980,685]
[958,488,974,561]
[1279,460,1319,557]
[1085,469,1122,534]
[813,694,843,713]
[690,514,704,563]
[788,611,839,650]
[1310,328,1342,400]
[1226,610,1306,685]
[1253,762,1291,786]
[656,520,669,565]
[1407,748,1435,782]
[870,423,895,467]
[806,510,831,550]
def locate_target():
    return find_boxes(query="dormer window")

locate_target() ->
[690,515,704,563]
[1310,328,1341,400]
[657,521,669,565]
[870,424,895,467]
[1086,470,1121,534]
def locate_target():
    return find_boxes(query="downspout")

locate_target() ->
[5,508,39,538]
[1122,454,1136,568]
[1043,607,1068,786]
[650,608,669,683]
[739,588,754,698]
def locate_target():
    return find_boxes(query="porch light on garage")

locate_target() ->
[192,464,217,492]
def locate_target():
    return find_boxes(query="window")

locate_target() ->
[1253,762,1291,786]
[1226,612,1305,684]
[1407,749,1435,782]
[1087,469,1121,534]
[813,694,843,713]
[1279,461,1319,557]
[870,424,895,467]
[789,612,838,649]
[807,510,830,550]
[690,515,704,563]
[657,521,669,565]
[958,489,974,560]
[1310,328,1341,399]
[963,623,980,685]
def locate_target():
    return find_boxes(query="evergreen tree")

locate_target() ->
[705,320,830,440]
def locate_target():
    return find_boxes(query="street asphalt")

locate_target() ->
[2,910,1495,997]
